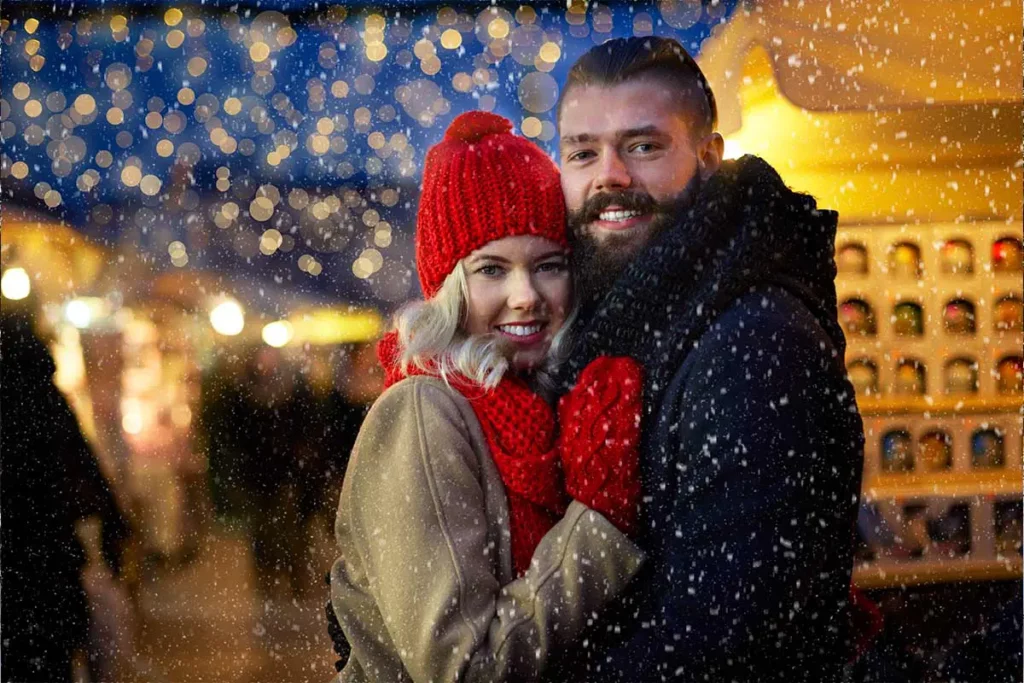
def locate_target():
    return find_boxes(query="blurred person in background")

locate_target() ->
[299,348,371,534]
[199,352,249,525]
[1,309,131,683]
[239,348,310,600]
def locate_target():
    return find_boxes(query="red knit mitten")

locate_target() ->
[557,357,643,535]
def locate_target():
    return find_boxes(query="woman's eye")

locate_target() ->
[476,264,504,277]
[537,261,567,273]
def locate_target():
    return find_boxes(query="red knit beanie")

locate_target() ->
[415,111,568,297]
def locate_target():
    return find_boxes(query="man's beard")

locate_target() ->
[568,174,703,304]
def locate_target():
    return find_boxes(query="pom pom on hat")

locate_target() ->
[445,111,513,143]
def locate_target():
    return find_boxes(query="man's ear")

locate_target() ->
[698,132,724,180]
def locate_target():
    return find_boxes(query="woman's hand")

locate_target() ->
[557,356,643,535]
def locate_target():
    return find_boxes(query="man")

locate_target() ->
[553,37,865,682]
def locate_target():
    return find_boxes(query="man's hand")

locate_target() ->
[557,356,643,535]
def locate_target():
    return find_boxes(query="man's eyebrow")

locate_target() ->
[560,125,666,146]
[620,125,665,138]
[560,132,598,146]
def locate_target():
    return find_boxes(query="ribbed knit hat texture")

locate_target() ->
[415,111,568,297]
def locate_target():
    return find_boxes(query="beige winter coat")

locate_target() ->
[329,375,645,683]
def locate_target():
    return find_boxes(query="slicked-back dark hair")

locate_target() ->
[557,36,718,138]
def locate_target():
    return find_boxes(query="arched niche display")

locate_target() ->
[994,501,1022,556]
[893,301,924,337]
[889,241,922,278]
[836,242,869,275]
[942,298,976,335]
[918,430,953,471]
[881,429,914,472]
[839,298,877,336]
[940,238,974,275]
[994,295,1023,333]
[996,355,1023,394]
[847,358,879,396]
[971,428,1005,468]
[894,358,927,395]
[992,236,1023,273]
[944,357,979,394]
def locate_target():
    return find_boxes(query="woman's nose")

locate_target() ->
[506,272,540,311]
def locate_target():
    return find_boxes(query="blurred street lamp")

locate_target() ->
[1,267,31,300]
[65,299,93,328]
[262,320,293,347]
[209,298,244,336]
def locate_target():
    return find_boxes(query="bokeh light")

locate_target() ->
[261,320,293,347]
[65,299,93,328]
[0,267,31,300]
[209,299,245,336]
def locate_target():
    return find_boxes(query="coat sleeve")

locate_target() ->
[603,298,864,680]
[335,378,646,683]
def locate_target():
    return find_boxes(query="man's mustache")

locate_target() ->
[570,191,661,227]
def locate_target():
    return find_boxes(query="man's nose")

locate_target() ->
[507,271,541,311]
[593,151,632,193]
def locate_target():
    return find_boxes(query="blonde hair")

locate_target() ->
[394,261,574,392]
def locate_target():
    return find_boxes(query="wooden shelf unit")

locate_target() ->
[836,223,1023,588]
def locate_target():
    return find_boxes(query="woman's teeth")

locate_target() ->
[598,209,642,222]
[498,323,543,337]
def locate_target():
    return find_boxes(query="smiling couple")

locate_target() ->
[327,36,865,683]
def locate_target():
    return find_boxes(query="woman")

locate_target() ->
[328,112,645,682]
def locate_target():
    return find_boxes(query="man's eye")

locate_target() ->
[631,142,657,154]
[567,150,594,163]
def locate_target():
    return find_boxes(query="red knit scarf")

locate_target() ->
[377,332,567,576]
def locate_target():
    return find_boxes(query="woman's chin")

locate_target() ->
[510,347,549,374]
